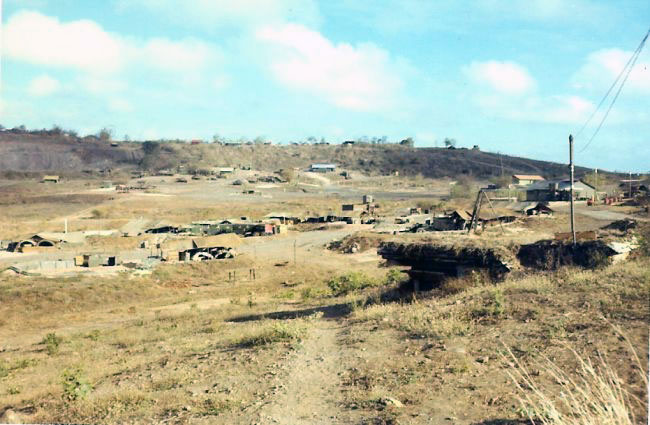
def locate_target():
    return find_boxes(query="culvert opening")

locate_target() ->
[379,242,514,291]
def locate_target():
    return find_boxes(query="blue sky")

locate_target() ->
[1,0,649,171]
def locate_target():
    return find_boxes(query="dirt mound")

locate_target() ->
[328,232,387,253]
[379,241,516,287]
[602,218,637,232]
[517,240,616,270]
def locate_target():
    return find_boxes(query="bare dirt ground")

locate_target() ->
[255,317,355,424]
[0,173,648,424]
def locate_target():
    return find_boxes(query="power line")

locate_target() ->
[576,28,649,154]
[574,30,648,139]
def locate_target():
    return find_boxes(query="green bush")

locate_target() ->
[42,333,62,355]
[384,269,406,286]
[472,289,506,319]
[327,272,377,296]
[61,367,92,401]
[90,209,105,219]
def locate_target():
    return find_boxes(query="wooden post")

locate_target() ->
[569,135,576,246]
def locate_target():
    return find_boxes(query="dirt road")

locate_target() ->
[254,316,357,424]
[576,208,649,222]
[239,227,362,262]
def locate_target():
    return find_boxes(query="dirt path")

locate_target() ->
[255,318,352,424]
[577,208,650,222]
[302,171,332,186]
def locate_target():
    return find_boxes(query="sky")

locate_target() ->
[0,0,649,172]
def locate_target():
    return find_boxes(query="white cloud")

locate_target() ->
[4,11,125,74]
[463,60,536,95]
[573,48,650,94]
[537,95,595,124]
[3,11,221,77]
[472,91,596,125]
[117,0,320,29]
[27,74,61,96]
[463,59,599,124]
[256,24,403,111]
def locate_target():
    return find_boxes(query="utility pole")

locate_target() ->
[629,171,633,198]
[594,168,598,201]
[499,152,504,177]
[569,135,576,246]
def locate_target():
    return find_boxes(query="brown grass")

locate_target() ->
[505,330,647,425]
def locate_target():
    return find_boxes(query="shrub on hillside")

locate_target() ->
[61,367,92,401]
[328,272,377,296]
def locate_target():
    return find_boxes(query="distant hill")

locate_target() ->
[0,133,142,172]
[0,132,598,179]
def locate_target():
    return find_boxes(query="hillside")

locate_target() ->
[0,133,143,172]
[0,133,596,179]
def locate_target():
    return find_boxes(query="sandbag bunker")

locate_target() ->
[379,238,635,291]
[379,242,514,290]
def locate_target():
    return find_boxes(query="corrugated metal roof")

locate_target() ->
[513,174,544,180]
[264,212,298,218]
[451,210,472,221]
[527,179,595,191]
[33,232,86,244]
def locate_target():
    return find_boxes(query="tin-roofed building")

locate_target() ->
[526,179,595,202]
[512,174,545,186]
[309,163,336,173]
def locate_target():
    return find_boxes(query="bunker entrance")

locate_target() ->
[379,242,513,291]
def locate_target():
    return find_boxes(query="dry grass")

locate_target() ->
[235,318,312,347]
[1,168,648,423]
[505,330,647,425]
[342,258,649,423]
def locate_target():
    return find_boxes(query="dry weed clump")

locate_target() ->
[236,320,308,347]
[396,305,472,339]
[505,334,647,425]
[352,300,473,340]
